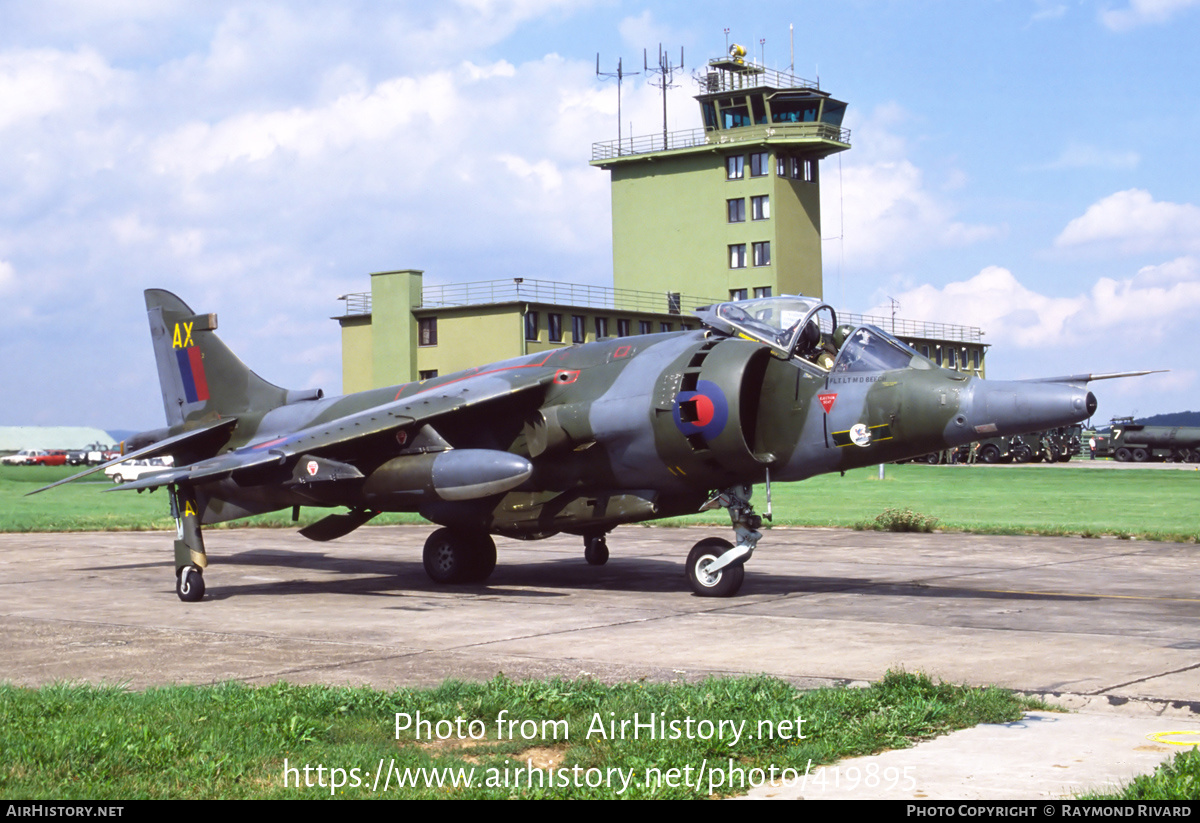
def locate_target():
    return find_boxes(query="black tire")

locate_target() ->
[685,537,745,597]
[923,452,940,465]
[423,529,495,584]
[1115,447,1131,462]
[176,566,205,602]
[465,534,497,583]
[584,536,609,566]
[1132,448,1149,462]
[1012,445,1032,464]
[978,444,1001,464]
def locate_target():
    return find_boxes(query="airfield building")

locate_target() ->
[335,51,987,392]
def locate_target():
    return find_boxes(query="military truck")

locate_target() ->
[973,425,1080,463]
[1109,418,1200,462]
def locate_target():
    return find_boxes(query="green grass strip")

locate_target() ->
[0,671,1041,799]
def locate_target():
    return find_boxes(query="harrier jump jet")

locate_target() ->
[37,290,1123,600]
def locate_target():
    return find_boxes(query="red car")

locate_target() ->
[24,450,68,466]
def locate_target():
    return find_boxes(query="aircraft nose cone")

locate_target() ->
[965,380,1096,438]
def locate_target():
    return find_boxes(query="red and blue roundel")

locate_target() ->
[672,379,729,440]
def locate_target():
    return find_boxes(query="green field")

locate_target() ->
[7,462,1195,541]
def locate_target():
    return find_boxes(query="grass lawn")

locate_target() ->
[5,463,1198,541]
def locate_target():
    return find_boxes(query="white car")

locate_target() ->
[105,457,174,484]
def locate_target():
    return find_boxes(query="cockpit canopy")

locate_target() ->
[695,295,930,373]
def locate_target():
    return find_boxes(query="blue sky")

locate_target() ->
[2,0,1198,431]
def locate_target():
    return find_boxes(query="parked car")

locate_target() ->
[105,457,174,484]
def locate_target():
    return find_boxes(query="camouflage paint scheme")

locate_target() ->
[37,290,1105,600]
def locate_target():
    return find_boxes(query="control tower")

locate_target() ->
[591,46,850,301]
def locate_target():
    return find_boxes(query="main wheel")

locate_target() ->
[978,444,1000,464]
[464,534,496,583]
[584,535,609,566]
[1012,444,1032,463]
[685,537,745,598]
[176,566,205,602]
[423,529,496,584]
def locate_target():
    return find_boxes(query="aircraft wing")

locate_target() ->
[107,365,559,493]
[26,418,238,496]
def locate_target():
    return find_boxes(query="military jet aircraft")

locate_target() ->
[37,289,1136,601]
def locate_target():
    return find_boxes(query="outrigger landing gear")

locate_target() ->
[176,565,205,602]
[583,532,609,566]
[422,528,497,584]
[686,483,765,597]
[170,484,208,602]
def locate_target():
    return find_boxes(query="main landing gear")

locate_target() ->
[686,483,764,598]
[422,528,497,584]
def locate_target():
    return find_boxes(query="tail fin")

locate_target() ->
[146,289,321,426]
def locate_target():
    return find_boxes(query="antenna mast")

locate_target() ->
[596,54,638,149]
[644,44,684,148]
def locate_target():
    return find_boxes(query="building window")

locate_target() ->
[752,241,771,267]
[419,369,438,380]
[729,244,747,268]
[754,286,772,298]
[946,347,957,369]
[667,293,681,314]
[751,195,769,220]
[594,317,608,338]
[726,155,744,180]
[660,322,673,333]
[617,318,630,337]
[750,151,769,177]
[572,315,585,344]
[548,313,563,343]
[804,159,817,183]
[776,154,786,176]
[920,344,930,359]
[730,288,748,300]
[639,320,652,335]
[524,311,539,341]
[727,198,745,223]
[972,349,981,370]
[419,317,437,346]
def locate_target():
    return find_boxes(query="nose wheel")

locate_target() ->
[686,538,744,597]
[584,534,609,566]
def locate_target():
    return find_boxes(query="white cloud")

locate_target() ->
[0,47,126,131]
[871,257,1200,349]
[1100,0,1200,30]
[822,105,999,269]
[0,260,14,293]
[1054,189,1200,254]
[831,159,999,268]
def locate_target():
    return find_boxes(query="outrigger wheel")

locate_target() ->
[176,565,205,602]
[422,528,497,584]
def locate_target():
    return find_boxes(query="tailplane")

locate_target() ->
[146,289,321,426]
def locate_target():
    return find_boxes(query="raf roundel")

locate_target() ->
[672,379,730,441]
